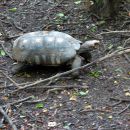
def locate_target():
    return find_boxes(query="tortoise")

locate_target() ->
[12,31,100,76]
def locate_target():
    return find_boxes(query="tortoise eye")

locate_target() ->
[20,44,25,50]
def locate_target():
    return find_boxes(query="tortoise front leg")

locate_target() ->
[71,55,82,77]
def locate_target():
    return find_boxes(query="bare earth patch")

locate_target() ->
[0,0,130,130]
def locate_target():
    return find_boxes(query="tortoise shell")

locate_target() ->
[12,31,82,65]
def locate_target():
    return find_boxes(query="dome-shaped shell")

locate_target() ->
[12,31,82,65]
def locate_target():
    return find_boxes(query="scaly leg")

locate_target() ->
[71,55,82,78]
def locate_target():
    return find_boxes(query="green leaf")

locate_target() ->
[78,91,89,96]
[57,13,64,17]
[115,68,123,73]
[8,7,17,12]
[63,123,71,130]
[107,44,113,50]
[90,26,97,32]
[31,95,35,99]
[89,70,101,78]
[0,50,6,56]
[74,0,81,4]
[35,103,44,108]
[96,20,106,26]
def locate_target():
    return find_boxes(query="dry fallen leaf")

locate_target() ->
[84,104,92,109]
[108,115,113,119]
[125,92,130,96]
[69,95,77,101]
[2,96,8,101]
[42,108,48,113]
[128,72,130,75]
[114,80,118,84]
[97,115,103,120]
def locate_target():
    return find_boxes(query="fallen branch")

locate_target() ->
[10,48,130,94]
[26,85,89,90]
[96,30,130,36]
[0,106,17,130]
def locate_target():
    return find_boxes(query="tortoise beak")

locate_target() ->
[92,41,100,49]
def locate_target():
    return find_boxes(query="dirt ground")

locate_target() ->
[0,0,130,130]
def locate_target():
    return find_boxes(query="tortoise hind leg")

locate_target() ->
[71,55,82,78]
[11,63,26,74]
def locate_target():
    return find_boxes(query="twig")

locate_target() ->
[10,48,130,94]
[110,97,130,102]
[0,42,13,59]
[0,106,18,130]
[122,38,130,62]
[0,106,9,128]
[110,97,130,111]
[120,21,130,29]
[110,101,122,107]
[0,14,23,31]
[26,88,62,103]
[27,85,88,90]
[118,104,130,115]
[0,70,20,89]
[123,37,130,47]
[80,108,111,113]
[8,34,22,39]
[5,96,33,107]
[46,78,59,86]
[12,21,23,31]
[85,28,103,40]
[124,54,130,63]
[0,19,9,39]
[96,30,130,36]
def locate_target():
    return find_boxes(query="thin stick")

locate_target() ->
[97,30,130,36]
[28,85,89,90]
[118,104,130,115]
[26,88,63,103]
[5,96,33,107]
[110,97,130,102]
[1,96,33,109]
[0,19,9,39]
[0,42,13,59]
[10,48,130,94]
[80,109,111,113]
[0,70,20,89]
[110,101,122,107]
[0,106,18,130]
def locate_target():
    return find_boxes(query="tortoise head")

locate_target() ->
[78,40,100,62]
[79,40,100,53]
